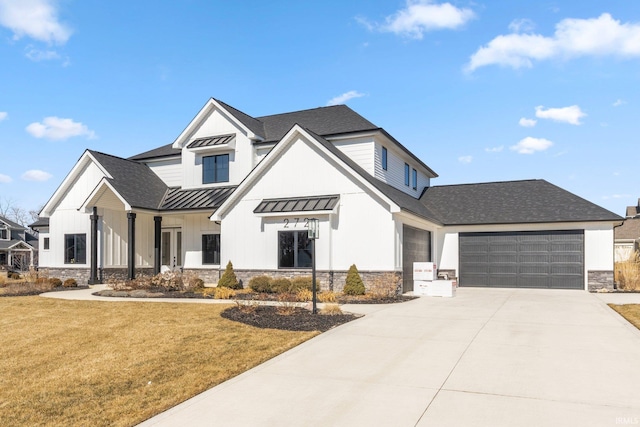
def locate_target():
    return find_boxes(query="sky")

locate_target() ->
[0,0,639,218]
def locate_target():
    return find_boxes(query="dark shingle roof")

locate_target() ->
[159,187,236,211]
[28,217,49,229]
[128,143,180,161]
[254,195,340,214]
[420,180,623,225]
[257,105,378,142]
[0,216,26,230]
[89,151,169,211]
[215,99,266,138]
[0,240,32,250]
[616,218,640,240]
[187,134,234,149]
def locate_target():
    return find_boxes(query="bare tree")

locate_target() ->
[0,197,42,226]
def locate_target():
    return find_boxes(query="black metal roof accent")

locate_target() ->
[420,180,623,225]
[160,186,236,211]
[254,195,340,214]
[187,134,235,149]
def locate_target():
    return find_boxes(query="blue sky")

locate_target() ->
[0,0,638,218]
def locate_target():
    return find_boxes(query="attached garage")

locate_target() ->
[459,230,584,289]
[402,225,431,293]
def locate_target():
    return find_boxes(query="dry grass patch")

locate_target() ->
[0,297,317,427]
[615,253,640,290]
[609,304,640,330]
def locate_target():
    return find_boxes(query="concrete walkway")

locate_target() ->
[126,289,640,427]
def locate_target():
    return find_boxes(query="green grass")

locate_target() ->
[0,297,317,426]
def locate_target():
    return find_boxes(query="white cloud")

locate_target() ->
[25,46,60,61]
[26,116,96,141]
[362,0,475,39]
[603,194,632,200]
[0,174,11,183]
[519,117,537,127]
[510,137,553,154]
[485,146,503,153]
[326,90,365,106]
[458,155,472,163]
[21,169,52,182]
[613,99,626,107]
[0,111,7,121]
[535,105,586,125]
[0,0,72,44]
[467,13,640,72]
[508,18,535,34]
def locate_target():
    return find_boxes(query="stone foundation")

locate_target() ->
[588,270,614,292]
[43,268,91,285]
[233,269,403,294]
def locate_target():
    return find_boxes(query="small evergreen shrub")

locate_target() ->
[218,261,241,289]
[48,277,62,288]
[271,277,292,293]
[343,264,365,296]
[63,278,78,288]
[290,276,319,292]
[249,275,273,293]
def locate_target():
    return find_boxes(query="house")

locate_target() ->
[0,215,36,271]
[614,199,640,262]
[38,98,622,291]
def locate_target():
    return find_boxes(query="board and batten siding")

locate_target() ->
[220,133,397,272]
[374,141,430,197]
[146,158,182,187]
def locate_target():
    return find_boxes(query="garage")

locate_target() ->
[402,225,431,293]
[459,230,584,289]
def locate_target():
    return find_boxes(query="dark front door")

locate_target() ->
[402,225,432,293]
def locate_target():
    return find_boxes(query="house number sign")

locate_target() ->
[282,218,311,228]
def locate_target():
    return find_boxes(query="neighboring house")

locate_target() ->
[38,98,622,291]
[0,215,36,271]
[614,199,640,262]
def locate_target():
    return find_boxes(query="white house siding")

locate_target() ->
[373,139,430,197]
[181,213,221,269]
[331,137,375,175]
[220,134,397,278]
[181,108,255,189]
[436,222,615,290]
[145,158,182,187]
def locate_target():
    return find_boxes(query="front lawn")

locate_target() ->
[609,304,640,329]
[0,297,317,426]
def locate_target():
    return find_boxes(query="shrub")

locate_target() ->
[218,261,241,289]
[343,264,365,296]
[235,300,258,314]
[48,277,62,288]
[276,293,298,315]
[271,277,292,293]
[187,276,205,291]
[63,278,78,288]
[318,291,337,303]
[320,303,343,316]
[151,272,184,291]
[9,272,21,280]
[249,275,273,293]
[367,272,400,299]
[214,287,236,299]
[290,276,319,292]
[296,288,313,302]
[615,252,640,291]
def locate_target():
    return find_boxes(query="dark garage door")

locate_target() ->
[459,230,584,289]
[402,225,431,293]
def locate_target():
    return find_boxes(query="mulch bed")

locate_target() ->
[220,305,360,332]
[0,285,89,297]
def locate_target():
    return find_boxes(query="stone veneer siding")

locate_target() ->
[588,270,614,292]
[233,269,403,294]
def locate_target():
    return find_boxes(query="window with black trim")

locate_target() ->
[404,163,410,186]
[43,237,50,250]
[382,147,388,170]
[0,226,7,240]
[202,234,220,264]
[412,168,417,190]
[278,231,312,268]
[203,154,229,184]
[64,234,86,264]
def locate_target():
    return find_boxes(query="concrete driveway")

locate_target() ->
[138,288,640,427]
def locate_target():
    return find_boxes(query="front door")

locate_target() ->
[161,229,182,270]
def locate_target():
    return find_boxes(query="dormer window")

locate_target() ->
[203,154,229,184]
[404,163,410,186]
